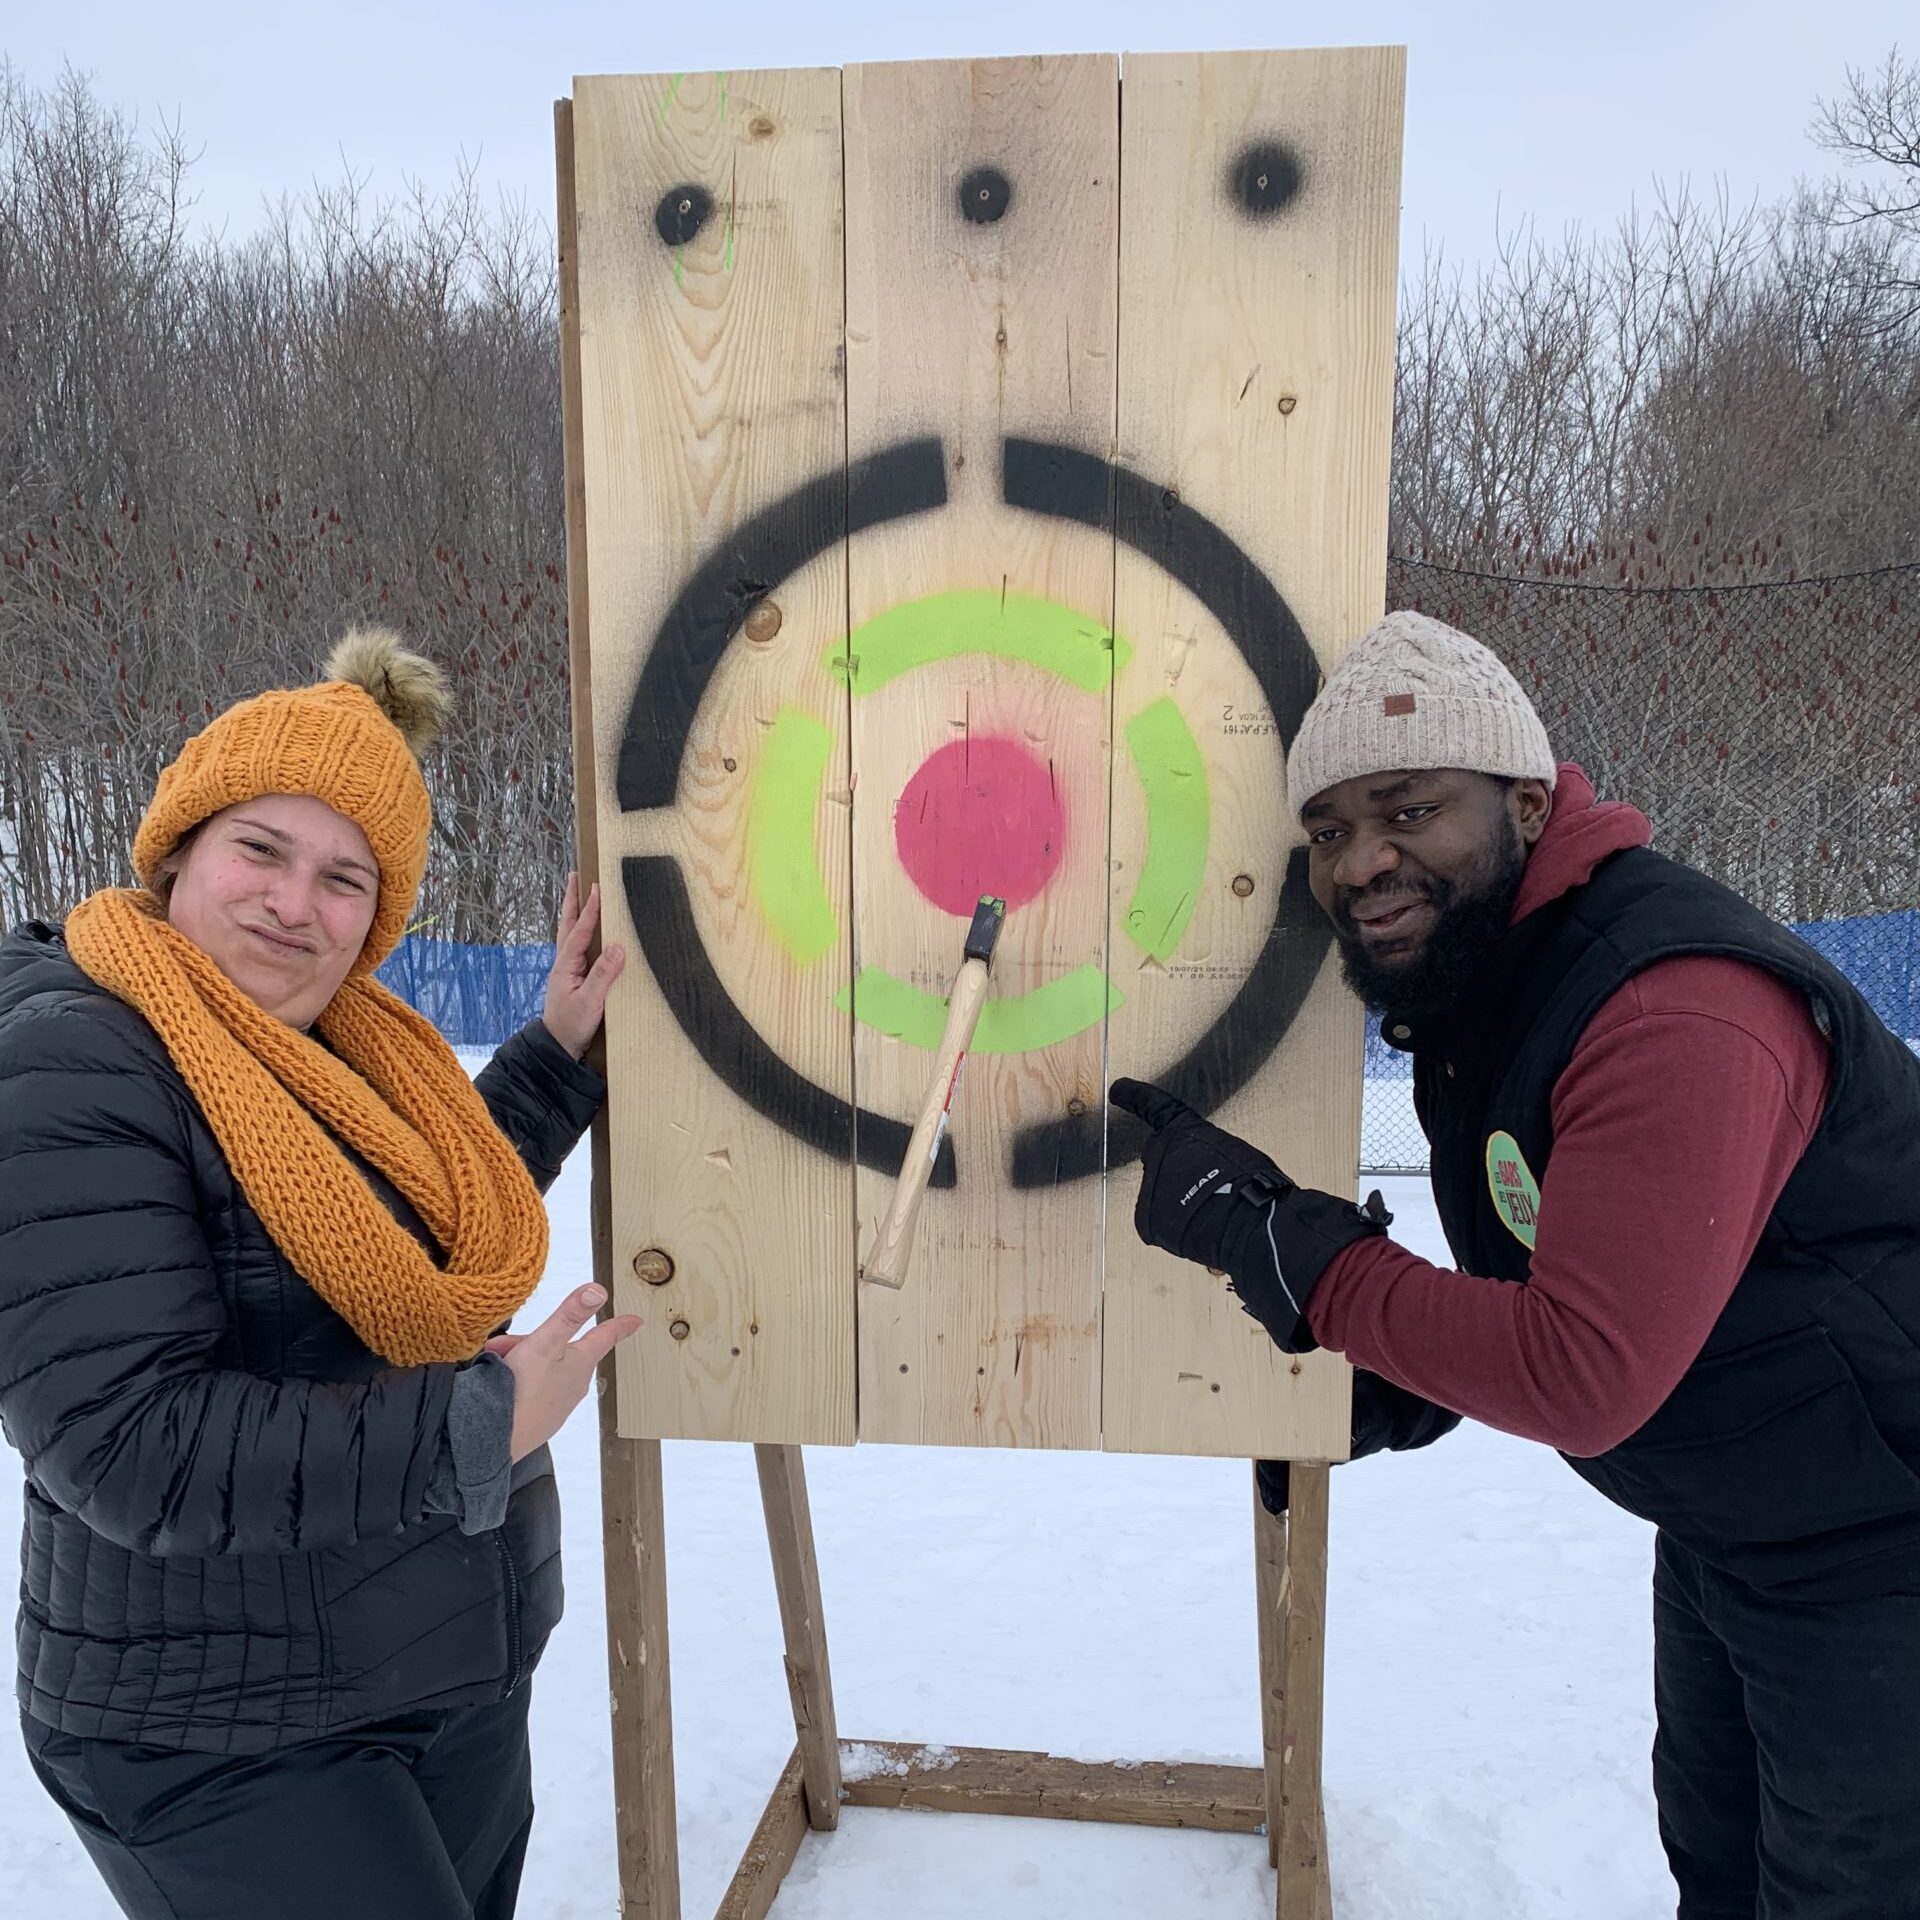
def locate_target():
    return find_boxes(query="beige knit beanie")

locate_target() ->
[1286,610,1557,818]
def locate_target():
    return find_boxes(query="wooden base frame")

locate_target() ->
[556,93,1336,1920]
[604,1440,1334,1920]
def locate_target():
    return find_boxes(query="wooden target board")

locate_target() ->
[571,49,1404,1455]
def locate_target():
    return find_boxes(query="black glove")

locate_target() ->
[1255,1371,1465,1515]
[1109,1077,1392,1353]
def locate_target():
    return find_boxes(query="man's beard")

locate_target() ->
[1332,816,1529,1020]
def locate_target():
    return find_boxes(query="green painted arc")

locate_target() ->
[836,963,1121,1054]
[827,589,1132,696]
[1122,698,1211,961]
[745,707,839,965]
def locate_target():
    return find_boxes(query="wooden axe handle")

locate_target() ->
[861,954,994,1289]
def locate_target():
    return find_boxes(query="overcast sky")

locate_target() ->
[9,1,1911,271]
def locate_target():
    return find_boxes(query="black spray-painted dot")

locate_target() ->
[654,183,715,247]
[1228,142,1304,218]
[957,166,1012,225]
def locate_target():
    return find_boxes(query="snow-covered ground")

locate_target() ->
[0,1144,1676,1918]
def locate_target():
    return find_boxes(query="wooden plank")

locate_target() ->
[1277,1463,1333,1920]
[712,1748,810,1920]
[597,1430,682,1920]
[560,97,683,1920]
[1254,1465,1287,1869]
[755,1444,842,1829]
[843,54,1119,1449]
[1101,46,1405,1457]
[839,1742,1266,1833]
[573,69,855,1445]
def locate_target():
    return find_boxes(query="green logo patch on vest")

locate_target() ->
[1485,1130,1542,1251]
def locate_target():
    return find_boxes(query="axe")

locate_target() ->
[860,895,1005,1289]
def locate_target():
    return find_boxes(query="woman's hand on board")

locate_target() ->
[502,1284,643,1461]
[540,872,626,1061]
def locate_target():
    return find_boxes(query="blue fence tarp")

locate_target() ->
[383,910,1916,1174]
[1363,906,1919,1082]
[382,906,1912,1059]
[383,910,1919,1066]
[377,936,555,1049]
[1792,908,1920,1048]
[382,910,1912,1067]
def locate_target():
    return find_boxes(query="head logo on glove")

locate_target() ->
[1110,1076,1396,1355]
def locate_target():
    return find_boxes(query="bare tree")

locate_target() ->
[3,57,1916,994]
[1814,46,1920,324]
[0,67,570,944]
[1393,175,1920,576]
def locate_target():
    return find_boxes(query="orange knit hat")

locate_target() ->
[132,629,451,973]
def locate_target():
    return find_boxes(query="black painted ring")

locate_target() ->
[998,440,1329,1183]
[618,439,957,1187]
[614,435,1329,1191]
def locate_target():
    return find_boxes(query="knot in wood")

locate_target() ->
[744,600,783,644]
[633,1247,675,1286]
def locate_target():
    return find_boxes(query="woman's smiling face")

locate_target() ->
[162,794,381,1025]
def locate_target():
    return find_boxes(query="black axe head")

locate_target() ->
[964,895,1007,967]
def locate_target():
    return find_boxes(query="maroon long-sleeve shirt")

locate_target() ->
[1308,766,1832,1457]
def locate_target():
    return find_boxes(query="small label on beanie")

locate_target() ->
[1383,693,1417,717]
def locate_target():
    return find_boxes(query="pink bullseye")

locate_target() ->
[894,735,1066,917]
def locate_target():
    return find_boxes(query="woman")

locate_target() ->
[0,628,641,1920]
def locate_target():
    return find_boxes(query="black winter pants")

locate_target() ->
[1653,1533,1920,1919]
[20,1684,534,1920]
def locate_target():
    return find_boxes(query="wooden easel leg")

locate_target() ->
[1254,1467,1287,1870]
[755,1444,843,1830]
[1276,1462,1334,1920]
[600,1405,683,1919]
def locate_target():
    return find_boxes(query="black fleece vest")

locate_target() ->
[1389,846,1920,1600]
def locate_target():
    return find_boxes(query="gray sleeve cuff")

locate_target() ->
[421,1353,516,1535]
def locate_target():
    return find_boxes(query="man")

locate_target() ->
[1111,611,1920,1920]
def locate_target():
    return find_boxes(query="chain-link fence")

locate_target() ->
[7,525,1911,1166]
[1359,559,1920,1174]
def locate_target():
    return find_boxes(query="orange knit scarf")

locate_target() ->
[64,889,550,1366]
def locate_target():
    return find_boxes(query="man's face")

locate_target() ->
[164,794,382,1027]
[1301,769,1553,1017]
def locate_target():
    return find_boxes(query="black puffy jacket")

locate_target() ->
[0,921,604,1753]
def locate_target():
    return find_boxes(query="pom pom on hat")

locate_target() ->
[323,626,452,754]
